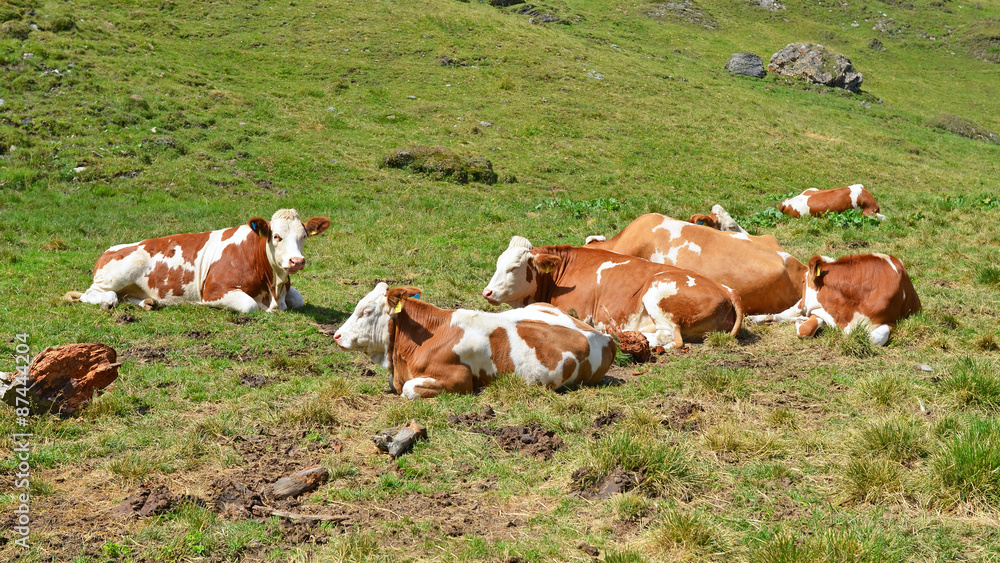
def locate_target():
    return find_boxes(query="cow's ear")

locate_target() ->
[531,254,562,274]
[248,217,271,238]
[807,255,828,287]
[304,217,331,237]
[386,286,422,315]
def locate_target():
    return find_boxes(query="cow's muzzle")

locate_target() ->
[285,257,306,273]
[481,288,500,305]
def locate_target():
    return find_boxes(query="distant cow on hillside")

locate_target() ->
[65,209,330,313]
[482,237,742,349]
[333,283,616,399]
[749,253,920,345]
[779,184,885,219]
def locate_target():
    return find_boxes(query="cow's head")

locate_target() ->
[333,283,421,368]
[689,213,720,229]
[482,236,560,305]
[248,209,330,274]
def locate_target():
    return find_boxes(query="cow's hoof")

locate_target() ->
[141,299,155,311]
[100,302,115,311]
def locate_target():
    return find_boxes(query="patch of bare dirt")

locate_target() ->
[238,372,270,387]
[121,345,171,366]
[570,466,646,499]
[464,423,564,460]
[448,405,496,425]
[115,313,140,324]
[660,400,705,431]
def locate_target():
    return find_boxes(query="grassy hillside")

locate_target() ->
[2,0,1000,560]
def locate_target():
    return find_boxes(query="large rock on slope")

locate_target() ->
[725,52,766,78]
[768,43,862,92]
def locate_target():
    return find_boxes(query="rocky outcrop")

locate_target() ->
[768,43,862,93]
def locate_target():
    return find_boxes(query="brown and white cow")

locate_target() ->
[584,214,806,315]
[482,237,743,349]
[779,184,886,220]
[333,283,616,399]
[749,253,920,345]
[66,209,330,313]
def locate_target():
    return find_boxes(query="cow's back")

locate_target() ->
[588,214,804,314]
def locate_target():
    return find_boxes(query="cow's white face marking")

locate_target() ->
[483,236,536,305]
[596,260,629,284]
[848,184,864,208]
[652,217,687,241]
[686,276,697,287]
[267,209,310,274]
[334,282,392,368]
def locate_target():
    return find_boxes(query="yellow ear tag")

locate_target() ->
[309,230,317,236]
[815,266,821,278]
[393,300,404,314]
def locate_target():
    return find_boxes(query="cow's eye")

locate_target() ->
[361,309,371,318]
[273,234,282,243]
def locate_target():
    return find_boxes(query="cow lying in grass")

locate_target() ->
[687,205,748,234]
[779,184,886,220]
[333,283,616,399]
[749,253,920,345]
[584,214,805,315]
[482,237,742,350]
[66,209,330,313]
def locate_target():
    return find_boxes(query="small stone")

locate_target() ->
[407,95,416,99]
[916,364,933,372]
[477,120,492,127]
[73,166,87,173]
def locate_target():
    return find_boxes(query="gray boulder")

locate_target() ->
[768,43,863,92]
[725,52,766,78]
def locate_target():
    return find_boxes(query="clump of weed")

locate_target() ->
[40,238,68,251]
[741,207,785,231]
[704,422,784,462]
[690,366,751,401]
[976,264,1000,288]
[857,373,914,409]
[603,550,649,563]
[647,507,721,555]
[751,532,822,563]
[752,526,908,563]
[583,428,706,497]
[705,331,736,349]
[927,113,1000,144]
[957,18,1000,64]
[932,416,1000,506]
[840,456,906,503]
[826,208,882,229]
[974,333,1000,352]
[767,408,797,429]
[0,19,30,40]
[46,16,76,32]
[850,416,929,464]
[612,492,656,521]
[938,357,1000,411]
[838,323,877,358]
[381,145,498,184]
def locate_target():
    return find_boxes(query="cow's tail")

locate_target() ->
[725,286,743,338]
[63,291,83,302]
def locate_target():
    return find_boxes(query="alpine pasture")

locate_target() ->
[2,0,1000,560]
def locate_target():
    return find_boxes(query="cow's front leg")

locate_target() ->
[213,290,261,314]
[795,315,825,338]
[123,296,157,310]
[400,367,474,400]
[285,287,304,310]
[749,301,804,324]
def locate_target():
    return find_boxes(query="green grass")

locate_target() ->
[2,0,1000,560]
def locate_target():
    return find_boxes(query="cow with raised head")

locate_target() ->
[333,283,616,399]
[749,253,920,345]
[482,237,743,349]
[688,205,748,234]
[779,184,886,220]
[584,214,806,315]
[65,209,330,313]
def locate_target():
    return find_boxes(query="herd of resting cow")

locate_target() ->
[63,184,920,400]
